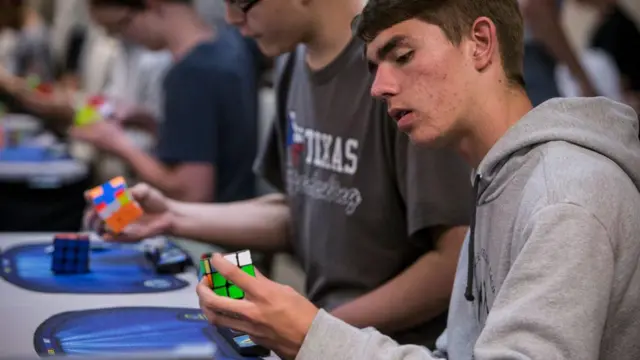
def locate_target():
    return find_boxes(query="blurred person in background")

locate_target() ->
[0,0,54,82]
[0,0,63,134]
[580,0,640,117]
[519,0,599,105]
[0,7,170,139]
[73,0,259,204]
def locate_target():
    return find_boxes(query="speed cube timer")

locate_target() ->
[51,234,90,274]
[86,176,143,234]
[200,250,256,299]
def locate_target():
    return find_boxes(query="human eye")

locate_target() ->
[367,60,378,74]
[393,49,414,66]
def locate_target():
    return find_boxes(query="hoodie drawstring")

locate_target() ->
[465,173,481,302]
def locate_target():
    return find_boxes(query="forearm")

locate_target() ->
[3,77,74,133]
[331,226,466,333]
[119,144,185,199]
[167,193,291,252]
[121,109,159,135]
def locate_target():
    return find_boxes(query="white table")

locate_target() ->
[0,233,278,359]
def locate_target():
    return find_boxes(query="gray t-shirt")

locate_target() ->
[257,37,473,346]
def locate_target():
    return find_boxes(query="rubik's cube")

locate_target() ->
[86,176,144,234]
[51,234,90,274]
[74,95,114,126]
[200,250,256,299]
[26,74,53,96]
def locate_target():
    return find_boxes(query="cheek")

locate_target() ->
[252,5,306,45]
[410,62,464,119]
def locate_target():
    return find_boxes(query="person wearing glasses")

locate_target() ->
[75,0,259,204]
[89,0,473,349]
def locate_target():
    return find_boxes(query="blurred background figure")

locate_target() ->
[519,0,598,105]
[580,0,640,114]
[0,0,54,82]
[75,0,259,204]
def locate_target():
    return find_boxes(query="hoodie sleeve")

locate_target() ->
[295,203,614,360]
[474,203,614,359]
[296,310,440,360]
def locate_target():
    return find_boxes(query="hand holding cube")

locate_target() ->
[196,252,320,360]
[200,250,256,299]
[86,176,144,235]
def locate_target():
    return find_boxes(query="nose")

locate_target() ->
[370,64,399,100]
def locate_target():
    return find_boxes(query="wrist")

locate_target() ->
[164,199,181,236]
[114,138,138,160]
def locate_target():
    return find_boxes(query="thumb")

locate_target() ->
[129,183,153,206]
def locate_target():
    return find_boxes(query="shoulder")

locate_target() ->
[166,50,234,89]
[172,29,253,80]
[533,142,640,233]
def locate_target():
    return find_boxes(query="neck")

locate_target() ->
[164,7,214,61]
[303,0,364,70]
[456,84,533,169]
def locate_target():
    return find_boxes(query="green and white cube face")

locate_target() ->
[211,250,256,299]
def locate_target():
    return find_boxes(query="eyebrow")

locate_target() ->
[365,35,407,74]
[376,35,407,62]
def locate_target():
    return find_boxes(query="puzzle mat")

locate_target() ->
[34,307,265,359]
[0,238,189,294]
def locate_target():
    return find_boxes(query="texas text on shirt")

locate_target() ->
[256,36,473,347]
[156,24,259,203]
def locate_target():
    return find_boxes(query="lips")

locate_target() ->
[390,108,415,121]
[388,108,415,131]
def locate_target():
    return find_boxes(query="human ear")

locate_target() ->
[469,17,497,73]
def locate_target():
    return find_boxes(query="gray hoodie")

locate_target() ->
[296,97,640,360]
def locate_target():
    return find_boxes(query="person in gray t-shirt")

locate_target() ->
[195,0,468,348]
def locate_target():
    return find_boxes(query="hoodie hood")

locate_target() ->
[464,96,640,302]
[475,97,640,202]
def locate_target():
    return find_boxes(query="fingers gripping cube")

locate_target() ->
[86,176,143,234]
[52,234,90,274]
[200,250,256,299]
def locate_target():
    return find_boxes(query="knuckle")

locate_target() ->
[203,296,218,310]
[247,309,265,325]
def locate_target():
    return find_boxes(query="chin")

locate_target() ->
[257,38,301,58]
[256,43,285,58]
[407,128,448,148]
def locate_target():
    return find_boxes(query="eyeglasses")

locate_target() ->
[226,0,261,13]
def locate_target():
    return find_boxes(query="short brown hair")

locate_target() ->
[353,0,525,87]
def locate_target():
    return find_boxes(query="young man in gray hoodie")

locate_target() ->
[197,0,640,359]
